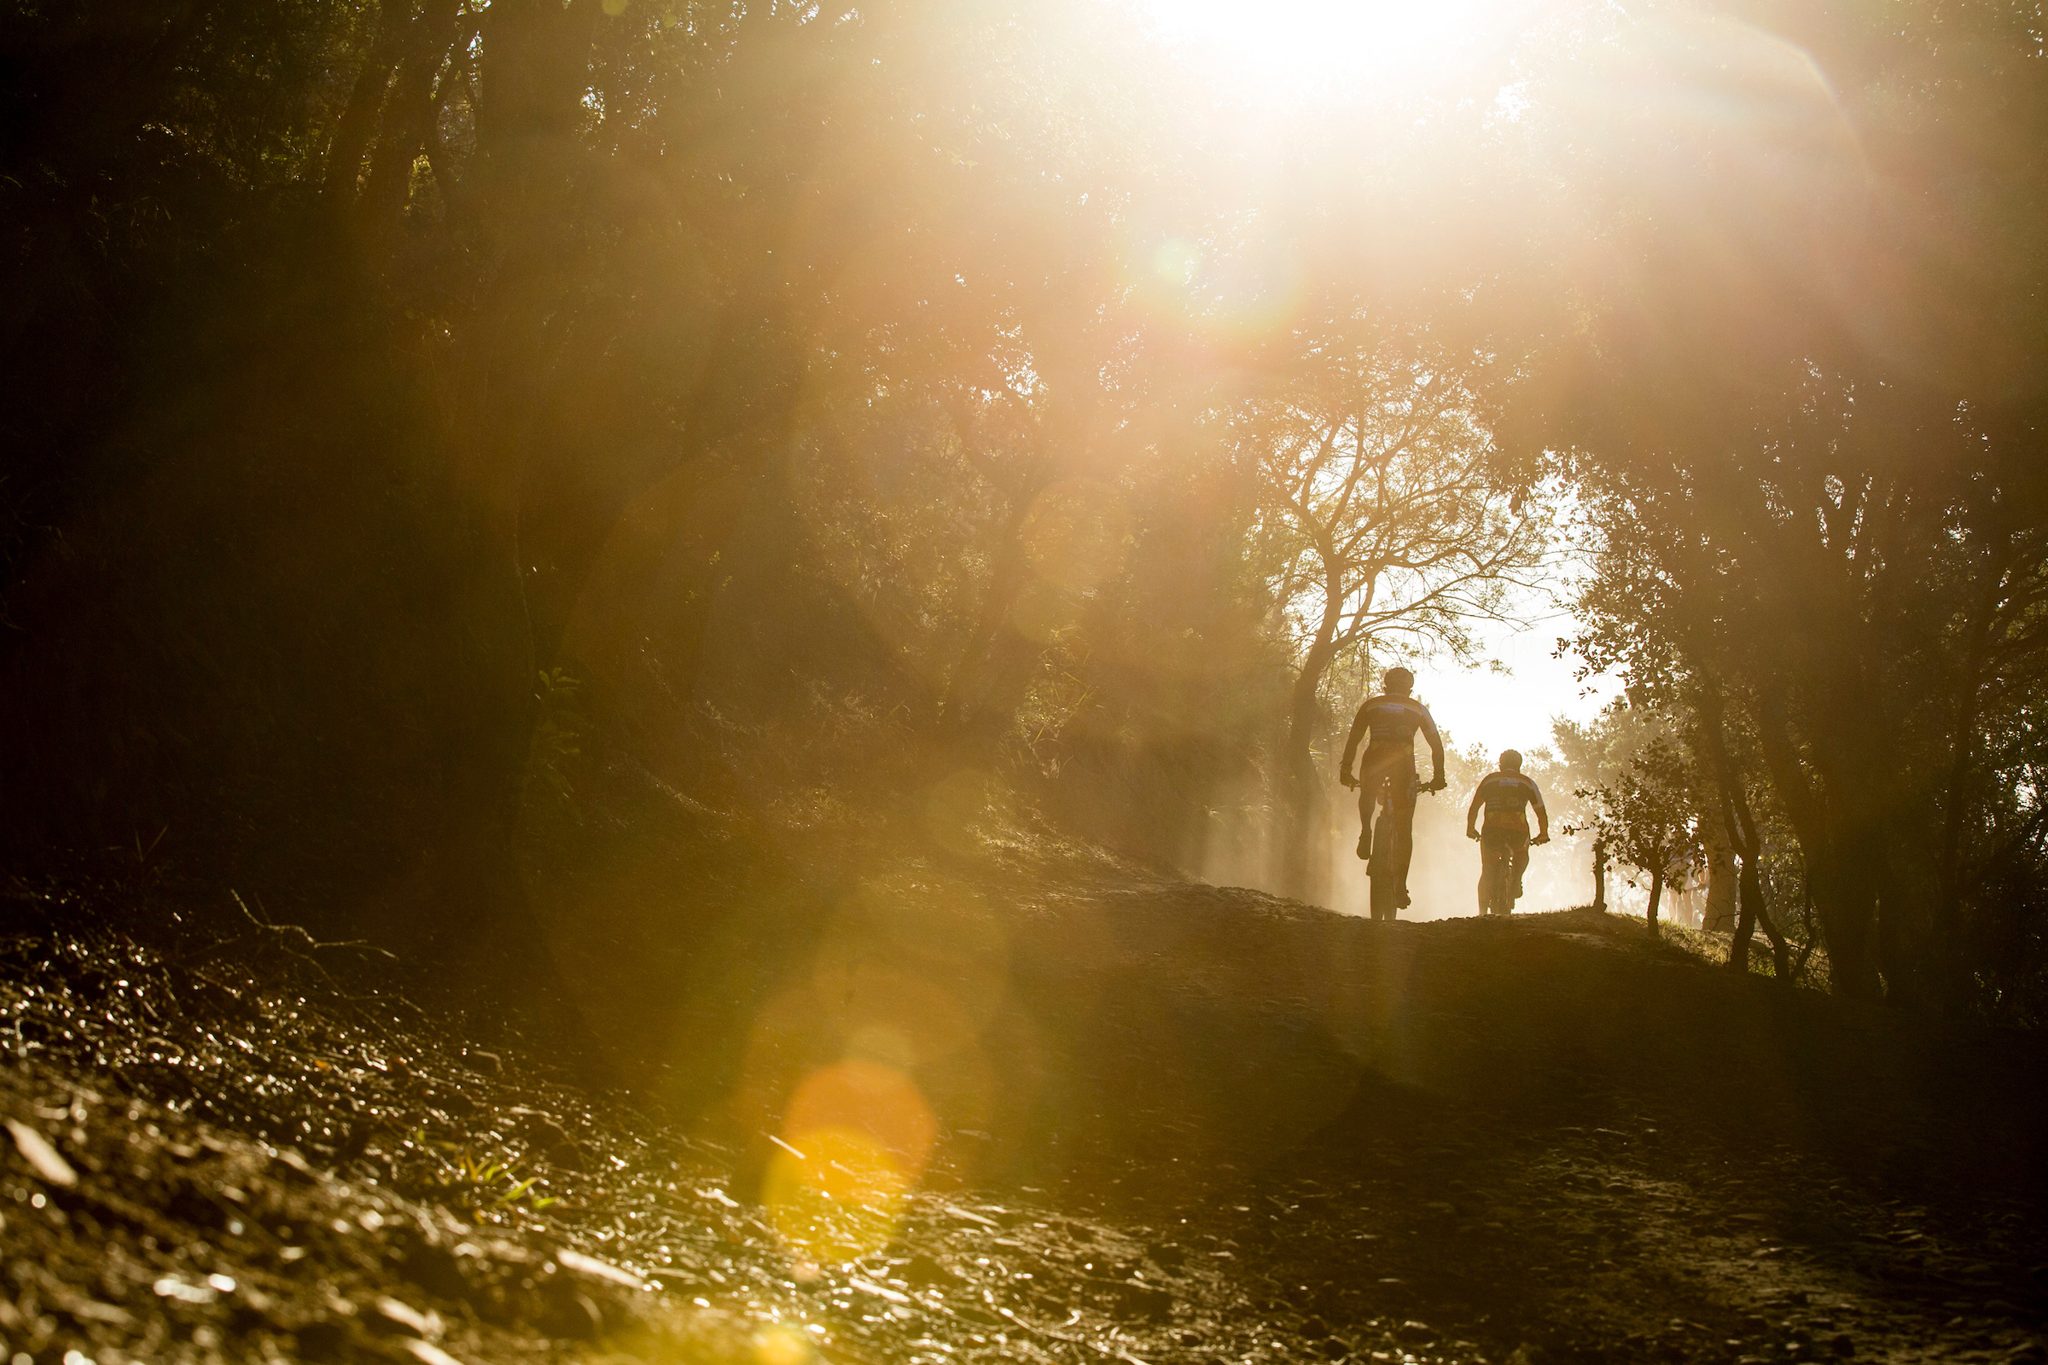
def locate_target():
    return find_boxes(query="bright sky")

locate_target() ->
[1416,597,1615,761]
[1136,0,1509,98]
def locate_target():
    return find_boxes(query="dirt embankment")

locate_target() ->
[1,869,2043,1365]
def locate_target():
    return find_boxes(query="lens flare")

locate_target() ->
[762,1060,937,1262]
[751,1324,818,1365]
[1123,220,1310,353]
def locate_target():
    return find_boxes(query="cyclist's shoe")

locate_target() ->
[1397,888,1412,909]
[1356,837,1370,861]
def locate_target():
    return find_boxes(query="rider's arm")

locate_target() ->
[1337,706,1369,783]
[1531,783,1550,840]
[1465,784,1484,837]
[1420,707,1446,785]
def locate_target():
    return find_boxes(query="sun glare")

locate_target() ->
[1138,0,1512,100]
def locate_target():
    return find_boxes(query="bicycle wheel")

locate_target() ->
[1368,863,1399,921]
[1481,841,1510,916]
[1372,803,1413,920]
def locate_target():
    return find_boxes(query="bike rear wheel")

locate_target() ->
[1363,772,1417,921]
[1368,863,1401,921]
[1480,841,1514,915]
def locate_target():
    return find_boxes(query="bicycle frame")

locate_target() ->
[1363,773,1438,921]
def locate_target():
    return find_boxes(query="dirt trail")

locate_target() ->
[1,870,2042,1364]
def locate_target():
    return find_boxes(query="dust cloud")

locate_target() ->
[1319,785,1595,921]
[1198,782,1608,922]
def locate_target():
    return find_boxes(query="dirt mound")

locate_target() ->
[1,877,2042,1364]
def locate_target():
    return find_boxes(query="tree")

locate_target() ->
[1505,1,2048,1011]
[1572,738,1701,938]
[1233,317,1547,899]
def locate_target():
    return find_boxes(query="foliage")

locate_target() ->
[1503,4,2048,1016]
[1240,322,1547,668]
[0,0,2043,1022]
[416,1133,560,1216]
[1569,737,1703,929]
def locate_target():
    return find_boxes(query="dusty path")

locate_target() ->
[1,870,2042,1364]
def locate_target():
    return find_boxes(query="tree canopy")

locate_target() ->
[2,0,2044,1019]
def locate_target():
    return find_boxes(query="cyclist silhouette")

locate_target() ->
[1466,749,1550,915]
[1338,666,1445,919]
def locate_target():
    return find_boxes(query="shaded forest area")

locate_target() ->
[3,0,2047,1031]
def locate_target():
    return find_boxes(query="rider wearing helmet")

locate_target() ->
[1466,749,1550,913]
[1338,666,1446,911]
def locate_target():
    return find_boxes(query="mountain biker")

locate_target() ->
[1338,666,1446,913]
[1466,750,1550,915]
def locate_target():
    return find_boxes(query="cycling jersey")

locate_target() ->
[1342,693,1443,779]
[1357,694,1432,749]
[1474,770,1545,832]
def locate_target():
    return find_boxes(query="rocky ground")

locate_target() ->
[1,864,2043,1364]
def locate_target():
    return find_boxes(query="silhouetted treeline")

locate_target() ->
[1508,4,2048,1019]
[0,1,1313,959]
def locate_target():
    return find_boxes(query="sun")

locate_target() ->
[1136,0,1512,102]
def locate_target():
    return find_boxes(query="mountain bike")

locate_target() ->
[1364,774,1443,921]
[1476,828,1548,916]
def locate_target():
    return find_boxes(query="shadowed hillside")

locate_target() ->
[4,858,2041,1364]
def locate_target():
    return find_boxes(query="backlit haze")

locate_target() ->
[1137,0,1532,100]
[1122,0,1620,915]
[1427,609,1614,764]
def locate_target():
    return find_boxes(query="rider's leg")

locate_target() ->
[1510,835,1531,901]
[1357,750,1399,862]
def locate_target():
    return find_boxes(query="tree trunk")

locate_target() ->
[1646,866,1664,938]
[1808,840,1885,999]
[1729,847,1791,982]
[1928,545,2015,1011]
[1697,684,1761,965]
[1279,668,1326,902]
[1702,804,1737,933]
[1729,855,1756,972]
[931,403,1096,750]
[359,0,463,230]
[396,0,598,987]
[1280,765,1331,906]
[476,0,600,171]
[323,0,408,201]
[1765,624,1891,997]
[1747,852,1792,982]
[1268,543,1345,902]
[1591,836,1608,912]
[1720,789,1793,985]
[1278,617,1343,902]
